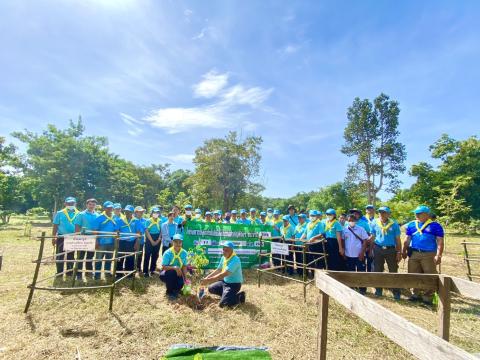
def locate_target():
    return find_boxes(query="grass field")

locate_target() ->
[0,217,479,359]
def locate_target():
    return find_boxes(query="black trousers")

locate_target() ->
[308,241,325,270]
[208,281,242,307]
[117,240,136,276]
[55,237,74,275]
[325,237,345,271]
[271,238,282,267]
[294,245,306,275]
[160,269,184,295]
[143,233,161,274]
[76,250,94,278]
[136,243,144,271]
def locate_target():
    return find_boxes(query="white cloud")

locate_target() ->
[142,70,274,134]
[162,153,195,163]
[193,71,229,98]
[120,112,144,136]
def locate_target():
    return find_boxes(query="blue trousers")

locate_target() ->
[95,244,114,279]
[208,281,242,307]
[160,269,184,295]
[345,256,366,293]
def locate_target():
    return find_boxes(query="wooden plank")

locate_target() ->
[324,270,439,290]
[315,271,476,360]
[438,275,451,341]
[317,290,329,360]
[450,276,480,300]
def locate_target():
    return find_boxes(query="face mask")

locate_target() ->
[348,221,356,227]
[310,217,316,222]
[152,213,159,219]
[225,216,231,222]
[185,210,192,216]
[195,214,201,218]
[327,215,334,220]
[67,206,76,210]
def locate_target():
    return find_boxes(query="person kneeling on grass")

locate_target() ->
[200,241,246,307]
[160,234,188,300]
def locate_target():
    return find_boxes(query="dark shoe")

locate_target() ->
[375,289,383,297]
[167,293,178,301]
[394,292,401,301]
[422,298,433,306]
[408,295,421,302]
[238,291,246,304]
[143,273,150,278]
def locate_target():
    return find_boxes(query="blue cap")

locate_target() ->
[124,205,134,212]
[309,210,317,216]
[282,215,289,221]
[317,210,323,216]
[172,234,183,241]
[413,205,430,214]
[213,210,219,215]
[325,208,336,215]
[103,201,114,208]
[113,203,122,209]
[134,206,145,212]
[267,208,273,212]
[184,204,193,209]
[240,209,247,214]
[378,206,391,213]
[366,204,375,209]
[299,214,307,219]
[195,208,201,213]
[273,209,280,215]
[250,208,256,212]
[217,210,223,215]
[205,211,212,216]
[151,207,160,213]
[231,210,237,214]
[260,211,266,216]
[221,241,235,249]
[65,196,76,203]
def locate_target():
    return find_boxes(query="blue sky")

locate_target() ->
[1,0,479,199]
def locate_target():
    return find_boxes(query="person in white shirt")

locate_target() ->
[342,214,369,295]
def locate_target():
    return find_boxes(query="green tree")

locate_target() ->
[342,93,406,205]
[186,132,263,211]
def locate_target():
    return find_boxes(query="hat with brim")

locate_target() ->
[378,206,391,214]
[124,205,134,212]
[103,201,114,208]
[413,205,430,214]
[65,196,76,203]
[221,241,235,249]
[134,206,145,212]
[172,234,183,241]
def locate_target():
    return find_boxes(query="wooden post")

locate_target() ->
[463,242,472,281]
[257,236,262,288]
[322,239,328,270]
[438,275,452,341]
[303,243,307,302]
[24,232,46,313]
[109,232,120,311]
[317,289,329,360]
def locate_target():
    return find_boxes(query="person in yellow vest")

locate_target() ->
[52,196,79,277]
[201,241,245,307]
[160,234,188,300]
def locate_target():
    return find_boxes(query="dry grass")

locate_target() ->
[0,218,479,359]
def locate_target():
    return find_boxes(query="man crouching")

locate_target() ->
[200,241,246,307]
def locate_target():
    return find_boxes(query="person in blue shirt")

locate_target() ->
[403,205,445,304]
[293,214,308,276]
[236,209,251,225]
[322,208,344,272]
[161,211,178,254]
[280,215,296,275]
[248,208,262,225]
[52,196,79,277]
[303,210,330,273]
[133,206,147,273]
[365,204,376,227]
[286,204,299,228]
[266,208,274,223]
[172,205,184,234]
[229,210,238,224]
[160,234,188,300]
[74,198,99,280]
[203,211,214,223]
[201,241,246,307]
[113,203,122,221]
[259,211,268,225]
[144,207,162,277]
[370,206,402,300]
[182,204,194,226]
[193,208,203,222]
[92,201,120,280]
[116,205,142,277]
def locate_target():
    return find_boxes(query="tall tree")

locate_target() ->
[186,132,262,210]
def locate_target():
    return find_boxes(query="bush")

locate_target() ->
[26,207,49,217]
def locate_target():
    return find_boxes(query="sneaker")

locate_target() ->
[167,293,178,301]
[375,289,383,297]
[238,291,246,304]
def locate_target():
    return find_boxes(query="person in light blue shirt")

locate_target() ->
[112,203,122,221]
[236,209,251,225]
[280,215,296,275]
[365,204,376,228]
[248,208,262,225]
[160,234,188,299]
[116,205,142,277]
[293,214,308,275]
[133,206,147,273]
[74,198,98,280]
[161,211,178,253]
[144,207,162,277]
[370,206,402,299]
[303,210,330,274]
[201,241,245,307]
[93,201,120,280]
[52,196,79,276]
[172,205,184,234]
[286,204,299,227]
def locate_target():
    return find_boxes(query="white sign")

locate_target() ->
[260,232,272,238]
[271,242,289,255]
[64,235,96,251]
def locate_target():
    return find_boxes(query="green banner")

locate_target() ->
[183,222,273,269]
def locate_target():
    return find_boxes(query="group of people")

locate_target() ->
[52,197,445,306]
